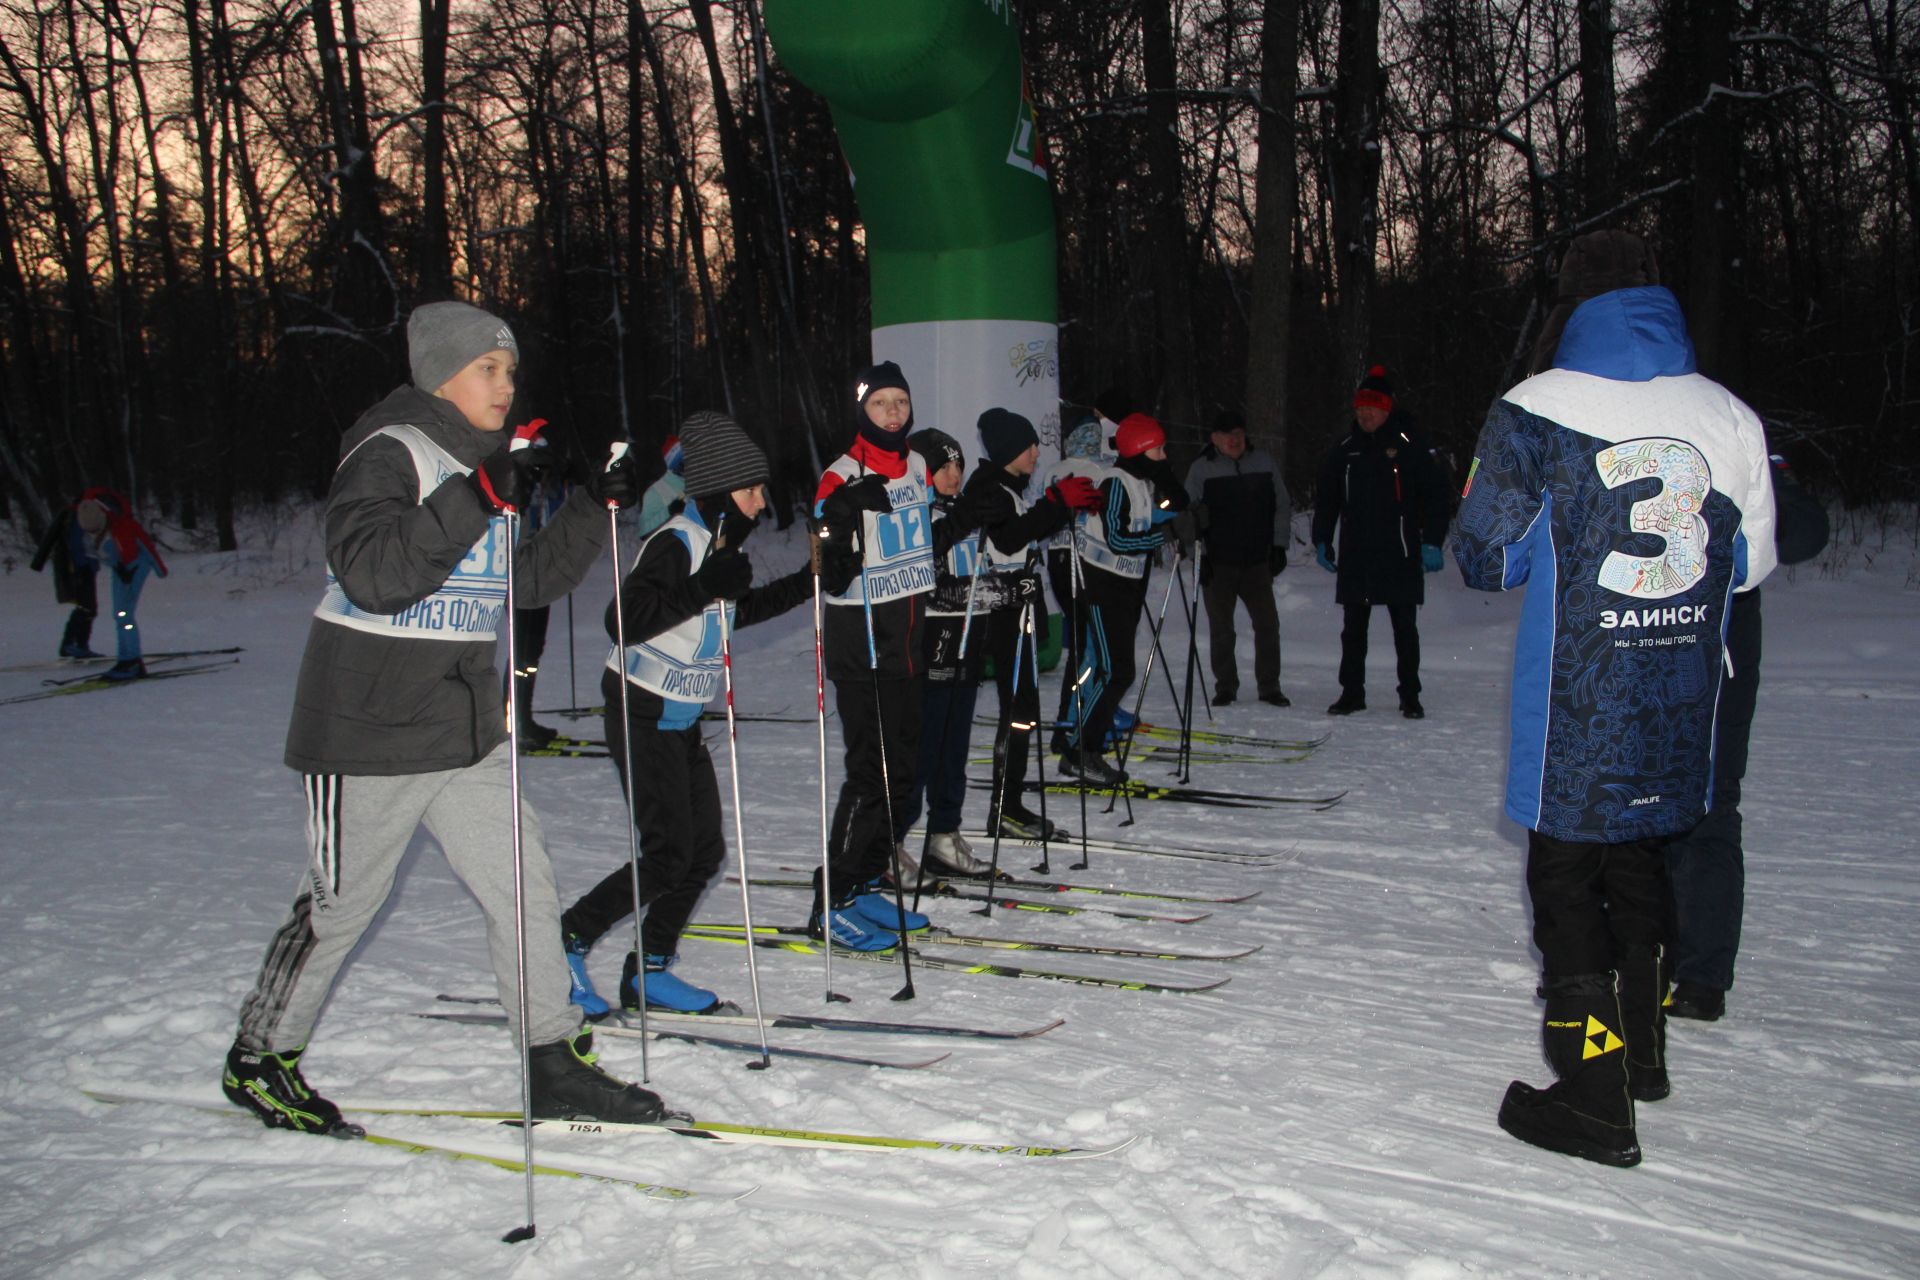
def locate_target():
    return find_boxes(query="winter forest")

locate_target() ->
[1,0,1916,548]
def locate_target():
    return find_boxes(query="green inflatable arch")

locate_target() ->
[765,0,1061,455]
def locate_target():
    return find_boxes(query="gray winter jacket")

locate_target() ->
[284,386,608,775]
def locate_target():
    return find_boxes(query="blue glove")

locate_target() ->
[1315,542,1336,574]
[1421,544,1444,573]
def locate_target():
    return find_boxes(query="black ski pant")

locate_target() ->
[1666,589,1762,992]
[505,603,552,715]
[1071,592,1145,759]
[987,602,1041,809]
[1203,559,1281,697]
[819,674,921,910]
[1526,830,1668,980]
[1048,549,1083,751]
[1338,601,1420,700]
[901,662,978,839]
[562,678,726,959]
[60,569,98,653]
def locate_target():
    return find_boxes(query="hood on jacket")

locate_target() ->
[1062,419,1107,461]
[1553,285,1697,383]
[340,384,494,461]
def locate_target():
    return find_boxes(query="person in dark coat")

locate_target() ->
[1311,365,1450,717]
[1663,456,1829,1022]
[1185,409,1293,706]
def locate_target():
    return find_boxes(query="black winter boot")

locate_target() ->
[1618,947,1671,1102]
[529,1029,669,1123]
[1497,973,1641,1167]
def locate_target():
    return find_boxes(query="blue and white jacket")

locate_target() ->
[1454,286,1776,842]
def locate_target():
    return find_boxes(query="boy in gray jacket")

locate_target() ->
[223,301,663,1135]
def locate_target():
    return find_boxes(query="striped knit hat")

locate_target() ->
[679,410,768,499]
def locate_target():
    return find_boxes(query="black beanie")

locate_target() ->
[908,428,964,473]
[977,408,1039,467]
[679,409,768,499]
[856,361,911,407]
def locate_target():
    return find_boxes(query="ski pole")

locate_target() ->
[955,531,984,659]
[712,520,772,1068]
[501,419,546,1244]
[1060,531,1090,875]
[807,526,846,1004]
[1024,597,1053,872]
[565,590,576,712]
[854,516,915,1002]
[604,443,651,1082]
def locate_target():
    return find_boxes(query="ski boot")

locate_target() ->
[564,932,610,1020]
[924,831,993,878]
[1056,750,1127,787]
[986,804,1065,842]
[103,658,146,682]
[621,951,722,1014]
[529,1029,671,1123]
[808,898,899,952]
[849,879,928,932]
[222,1040,362,1137]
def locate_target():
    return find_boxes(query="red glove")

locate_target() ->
[1047,475,1102,512]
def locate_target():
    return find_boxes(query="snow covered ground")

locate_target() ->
[2,507,1916,1278]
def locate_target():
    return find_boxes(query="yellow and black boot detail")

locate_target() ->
[1497,972,1641,1168]
[222,1041,362,1138]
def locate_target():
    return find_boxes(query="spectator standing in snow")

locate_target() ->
[559,410,811,1017]
[635,435,688,537]
[1311,365,1450,719]
[222,300,663,1135]
[31,492,110,661]
[1039,409,1117,757]
[1663,456,1829,1022]
[1185,409,1293,707]
[1454,230,1777,1168]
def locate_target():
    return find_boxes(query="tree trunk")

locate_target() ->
[1141,0,1197,427]
[1245,0,1299,475]
[1329,0,1382,411]
[1578,0,1617,216]
[419,0,453,297]
[1687,0,1740,383]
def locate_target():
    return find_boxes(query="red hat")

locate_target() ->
[1353,365,1393,414]
[1114,412,1166,458]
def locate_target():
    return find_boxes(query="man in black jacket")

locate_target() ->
[1311,366,1450,718]
[1185,409,1293,706]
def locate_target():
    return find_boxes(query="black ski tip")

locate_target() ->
[503,1223,537,1244]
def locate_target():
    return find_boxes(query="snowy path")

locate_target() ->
[1,519,1915,1277]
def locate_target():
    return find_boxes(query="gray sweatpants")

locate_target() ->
[236,745,579,1052]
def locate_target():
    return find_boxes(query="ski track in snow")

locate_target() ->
[1,520,1916,1278]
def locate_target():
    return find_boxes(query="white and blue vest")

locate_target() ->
[314,425,510,641]
[822,452,938,608]
[1075,467,1153,580]
[604,511,734,728]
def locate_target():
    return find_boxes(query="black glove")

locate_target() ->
[471,447,550,514]
[822,474,892,524]
[1014,572,1043,604]
[818,543,860,596]
[586,450,640,509]
[1269,545,1287,577]
[695,549,753,601]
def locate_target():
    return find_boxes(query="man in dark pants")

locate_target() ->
[1312,366,1450,718]
[1664,457,1829,1021]
[1185,409,1293,706]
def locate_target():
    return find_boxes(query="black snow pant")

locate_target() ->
[1338,601,1420,700]
[818,674,921,911]
[1071,591,1145,757]
[1526,830,1668,980]
[987,603,1041,806]
[1048,550,1084,752]
[1666,589,1762,992]
[1203,559,1281,698]
[60,569,98,654]
[561,673,726,959]
[901,662,978,838]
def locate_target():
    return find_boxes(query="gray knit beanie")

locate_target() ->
[408,301,518,393]
[680,410,769,499]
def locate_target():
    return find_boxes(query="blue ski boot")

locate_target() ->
[564,932,610,1020]
[621,951,721,1013]
[850,880,928,932]
[809,899,900,952]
